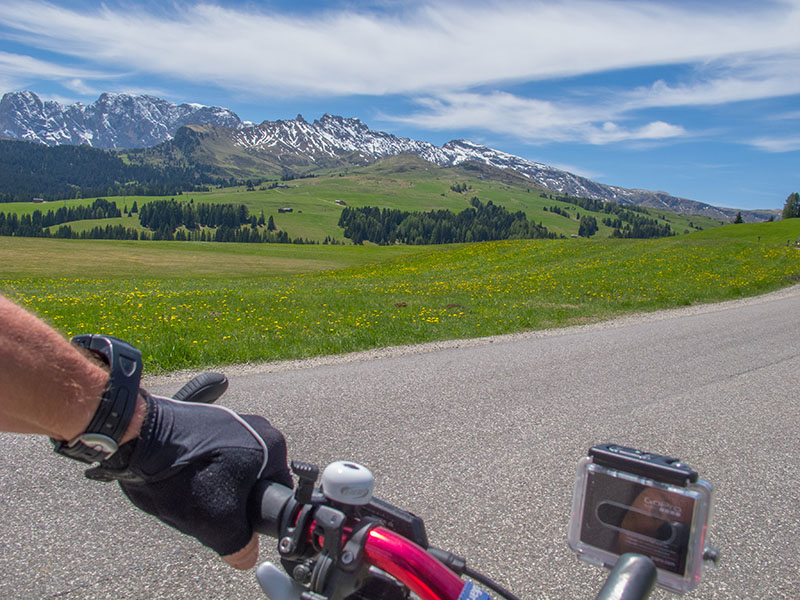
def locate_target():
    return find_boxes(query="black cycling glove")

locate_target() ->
[105,393,292,557]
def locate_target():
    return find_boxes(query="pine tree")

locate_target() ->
[782,192,800,219]
[578,215,598,237]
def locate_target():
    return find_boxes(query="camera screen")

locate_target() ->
[580,469,696,575]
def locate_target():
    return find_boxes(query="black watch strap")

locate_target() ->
[51,334,143,464]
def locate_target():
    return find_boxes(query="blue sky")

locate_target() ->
[1,0,799,211]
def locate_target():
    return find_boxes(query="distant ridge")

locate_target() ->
[0,91,777,222]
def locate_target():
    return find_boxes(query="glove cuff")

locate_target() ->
[83,392,157,483]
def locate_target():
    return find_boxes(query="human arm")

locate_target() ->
[0,294,140,440]
[0,294,290,569]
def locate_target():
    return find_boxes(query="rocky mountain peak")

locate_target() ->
[0,91,243,149]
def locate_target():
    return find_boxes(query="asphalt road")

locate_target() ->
[1,286,799,599]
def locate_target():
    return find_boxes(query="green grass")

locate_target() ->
[0,236,427,278]
[2,220,798,373]
[0,158,727,242]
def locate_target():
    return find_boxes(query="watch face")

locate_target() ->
[77,432,120,455]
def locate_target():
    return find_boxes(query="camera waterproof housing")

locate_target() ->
[568,444,715,594]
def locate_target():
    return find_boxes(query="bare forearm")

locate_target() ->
[0,295,109,440]
[2,296,266,570]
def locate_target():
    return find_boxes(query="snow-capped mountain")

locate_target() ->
[229,113,442,164]
[227,114,762,220]
[0,91,243,149]
[0,91,775,221]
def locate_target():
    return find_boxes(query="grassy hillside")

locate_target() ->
[0,155,726,242]
[688,218,800,243]
[2,220,797,372]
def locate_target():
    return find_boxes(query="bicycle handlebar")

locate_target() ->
[363,526,464,600]
[249,479,468,600]
[249,477,660,600]
[594,554,657,600]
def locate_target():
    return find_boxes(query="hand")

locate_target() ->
[111,393,292,569]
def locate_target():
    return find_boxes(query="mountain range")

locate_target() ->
[0,91,776,221]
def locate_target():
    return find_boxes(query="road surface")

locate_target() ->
[1,286,798,598]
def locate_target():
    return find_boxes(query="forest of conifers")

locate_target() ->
[338,196,674,244]
[0,198,315,244]
[0,140,228,202]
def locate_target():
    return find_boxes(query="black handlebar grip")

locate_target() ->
[248,479,295,539]
[172,372,229,404]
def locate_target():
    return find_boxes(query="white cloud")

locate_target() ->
[383,91,688,145]
[620,53,800,110]
[587,121,687,144]
[749,136,800,152]
[547,162,604,180]
[769,110,800,121]
[0,51,111,84]
[63,78,98,95]
[0,0,798,97]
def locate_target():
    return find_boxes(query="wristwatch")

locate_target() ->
[51,334,143,464]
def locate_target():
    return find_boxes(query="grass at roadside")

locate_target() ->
[2,221,798,372]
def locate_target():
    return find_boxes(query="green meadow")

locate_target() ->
[0,157,726,242]
[2,219,798,373]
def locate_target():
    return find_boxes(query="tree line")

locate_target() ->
[544,205,571,218]
[38,223,315,244]
[138,199,254,231]
[0,140,230,203]
[138,199,317,243]
[148,226,312,244]
[0,198,123,237]
[338,197,559,245]
[52,224,141,240]
[0,197,318,244]
[0,198,121,234]
[554,194,674,238]
[608,219,673,239]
